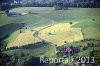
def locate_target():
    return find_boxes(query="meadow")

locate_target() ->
[0,7,100,66]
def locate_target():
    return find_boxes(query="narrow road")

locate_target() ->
[33,15,56,41]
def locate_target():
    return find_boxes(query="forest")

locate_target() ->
[0,0,100,11]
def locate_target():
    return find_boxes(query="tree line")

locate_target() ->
[0,0,100,10]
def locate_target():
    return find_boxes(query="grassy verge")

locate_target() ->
[4,30,20,43]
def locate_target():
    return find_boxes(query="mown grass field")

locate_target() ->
[0,7,100,66]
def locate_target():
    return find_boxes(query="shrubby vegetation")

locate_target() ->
[6,41,50,50]
[1,38,99,66]
[0,41,55,66]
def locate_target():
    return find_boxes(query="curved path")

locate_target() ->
[34,21,56,41]
[33,15,56,41]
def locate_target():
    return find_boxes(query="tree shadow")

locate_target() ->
[0,12,5,14]
[0,23,25,42]
[23,56,52,66]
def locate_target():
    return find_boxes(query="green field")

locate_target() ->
[0,7,100,43]
[0,7,100,66]
[1,7,100,26]
[0,7,100,40]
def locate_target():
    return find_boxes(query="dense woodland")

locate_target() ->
[0,0,100,10]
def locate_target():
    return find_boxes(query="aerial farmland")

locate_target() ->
[0,1,100,66]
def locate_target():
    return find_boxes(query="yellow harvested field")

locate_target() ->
[39,23,83,46]
[7,23,83,48]
[7,30,41,48]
